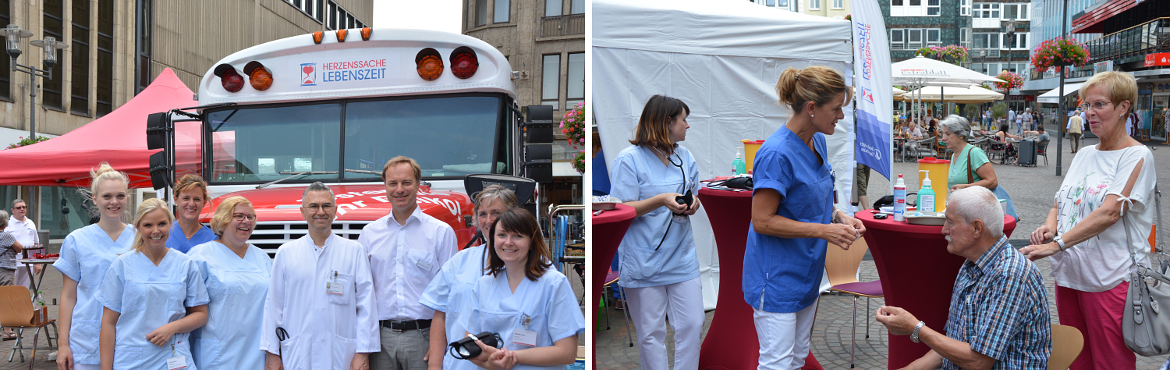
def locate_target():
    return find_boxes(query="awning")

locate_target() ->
[1037,82,1085,104]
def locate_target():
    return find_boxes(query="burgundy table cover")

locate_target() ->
[592,204,635,369]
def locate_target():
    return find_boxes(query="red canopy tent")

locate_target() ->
[0,68,197,188]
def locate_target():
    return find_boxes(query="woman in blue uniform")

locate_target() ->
[421,184,519,370]
[166,174,216,253]
[461,208,585,370]
[98,198,210,370]
[54,164,137,370]
[608,95,703,370]
[188,196,272,369]
[745,66,865,369]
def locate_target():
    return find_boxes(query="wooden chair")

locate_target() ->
[0,285,56,370]
[825,238,883,369]
[1048,324,1084,370]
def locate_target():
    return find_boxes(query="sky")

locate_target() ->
[373,0,463,34]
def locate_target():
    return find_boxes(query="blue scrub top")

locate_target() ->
[98,250,211,370]
[187,241,272,370]
[460,268,586,370]
[420,245,490,370]
[166,224,216,254]
[51,223,136,365]
[744,126,835,313]
[609,145,700,289]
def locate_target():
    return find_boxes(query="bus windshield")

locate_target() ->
[206,95,508,184]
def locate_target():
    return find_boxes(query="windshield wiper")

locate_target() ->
[256,171,338,189]
[344,168,380,175]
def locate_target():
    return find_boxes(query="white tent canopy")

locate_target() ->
[900,85,1004,103]
[594,0,854,309]
[892,55,1003,86]
[1038,82,1086,104]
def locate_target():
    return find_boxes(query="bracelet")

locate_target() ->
[1054,235,1066,252]
[911,321,925,343]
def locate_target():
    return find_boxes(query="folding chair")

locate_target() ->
[0,286,57,370]
[825,238,883,369]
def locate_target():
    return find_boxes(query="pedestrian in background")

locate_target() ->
[1020,71,1157,370]
[0,210,24,340]
[6,199,39,294]
[1067,108,1085,153]
[746,66,865,369]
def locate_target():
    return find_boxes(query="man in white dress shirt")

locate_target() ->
[261,182,379,370]
[5,199,37,291]
[360,156,457,370]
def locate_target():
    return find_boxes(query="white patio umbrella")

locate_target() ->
[903,85,1003,104]
[893,55,1003,124]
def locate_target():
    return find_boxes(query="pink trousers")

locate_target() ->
[1056,282,1135,370]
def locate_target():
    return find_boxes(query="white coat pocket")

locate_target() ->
[406,248,436,278]
[328,273,352,305]
[331,334,357,370]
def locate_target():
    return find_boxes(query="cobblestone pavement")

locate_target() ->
[595,127,1170,369]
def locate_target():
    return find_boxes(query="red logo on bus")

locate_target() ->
[301,63,317,86]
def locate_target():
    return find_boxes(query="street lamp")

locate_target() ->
[1,24,68,230]
[1004,20,1016,110]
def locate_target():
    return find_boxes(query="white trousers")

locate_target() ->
[753,300,818,370]
[625,277,704,370]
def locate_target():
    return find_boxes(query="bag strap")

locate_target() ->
[967,146,974,184]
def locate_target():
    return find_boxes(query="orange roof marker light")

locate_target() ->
[312,31,324,44]
[213,64,244,93]
[336,29,348,42]
[415,48,444,81]
[450,46,479,79]
[361,27,372,41]
[244,61,273,91]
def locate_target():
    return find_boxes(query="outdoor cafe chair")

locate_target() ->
[1048,324,1084,370]
[825,237,882,369]
[601,270,633,347]
[1037,139,1050,166]
[0,286,57,370]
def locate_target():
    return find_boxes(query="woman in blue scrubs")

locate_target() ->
[745,66,866,369]
[98,198,210,370]
[167,174,216,253]
[188,196,272,369]
[460,208,585,369]
[54,164,137,370]
[421,185,519,370]
[608,95,703,370]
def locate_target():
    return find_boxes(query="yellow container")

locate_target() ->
[741,139,765,171]
[916,157,951,212]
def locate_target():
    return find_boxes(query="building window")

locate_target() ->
[927,0,939,16]
[0,0,10,101]
[973,3,999,18]
[1003,33,1027,49]
[892,0,902,5]
[43,0,63,109]
[908,29,922,49]
[973,32,1001,49]
[327,1,337,29]
[541,54,559,109]
[832,0,843,9]
[571,0,583,14]
[960,0,970,16]
[97,0,113,116]
[926,28,940,47]
[287,0,320,21]
[494,0,509,23]
[545,0,561,16]
[71,0,90,116]
[890,29,905,49]
[567,53,583,106]
[135,0,151,93]
[810,0,820,10]
[960,28,969,48]
[1003,4,1028,20]
[475,0,488,26]
[891,0,935,17]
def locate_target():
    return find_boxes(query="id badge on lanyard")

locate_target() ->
[512,313,538,347]
[167,342,187,370]
[326,270,346,296]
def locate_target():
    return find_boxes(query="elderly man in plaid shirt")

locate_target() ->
[876,187,1051,369]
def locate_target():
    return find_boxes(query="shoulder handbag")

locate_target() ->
[1123,181,1170,356]
[966,147,1019,220]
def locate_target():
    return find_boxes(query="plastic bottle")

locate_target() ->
[732,147,747,176]
[918,170,936,214]
[33,291,44,322]
[894,174,907,221]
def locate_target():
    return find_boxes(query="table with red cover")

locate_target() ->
[856,211,1016,369]
[591,204,635,369]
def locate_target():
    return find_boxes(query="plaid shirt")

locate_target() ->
[942,236,1051,370]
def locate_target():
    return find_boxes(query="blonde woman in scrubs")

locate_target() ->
[54,164,136,370]
[98,198,210,370]
[188,196,272,369]
[460,208,585,370]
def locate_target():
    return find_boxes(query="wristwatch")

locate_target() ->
[1054,235,1066,252]
[911,321,925,343]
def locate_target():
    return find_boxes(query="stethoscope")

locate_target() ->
[650,147,691,252]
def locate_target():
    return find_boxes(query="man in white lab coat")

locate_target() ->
[261,182,379,370]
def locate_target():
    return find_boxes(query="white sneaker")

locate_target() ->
[47,351,56,361]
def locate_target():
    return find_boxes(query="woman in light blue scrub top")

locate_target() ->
[460,208,584,370]
[745,66,865,369]
[188,196,272,370]
[166,174,216,253]
[98,198,210,370]
[421,185,519,370]
[608,95,703,370]
[53,164,137,370]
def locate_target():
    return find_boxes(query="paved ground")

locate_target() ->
[595,126,1170,369]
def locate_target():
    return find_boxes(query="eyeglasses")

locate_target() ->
[232,213,257,221]
[12,206,25,210]
[302,204,335,212]
[1080,101,1113,111]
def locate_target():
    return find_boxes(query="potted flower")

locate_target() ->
[1030,37,1090,71]
[5,135,51,150]
[992,70,1024,92]
[917,45,969,66]
[560,102,586,175]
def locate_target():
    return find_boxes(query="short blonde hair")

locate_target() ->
[210,196,254,236]
[132,198,174,252]
[381,156,421,182]
[1079,71,1137,112]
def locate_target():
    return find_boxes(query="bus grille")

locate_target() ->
[250,221,369,254]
